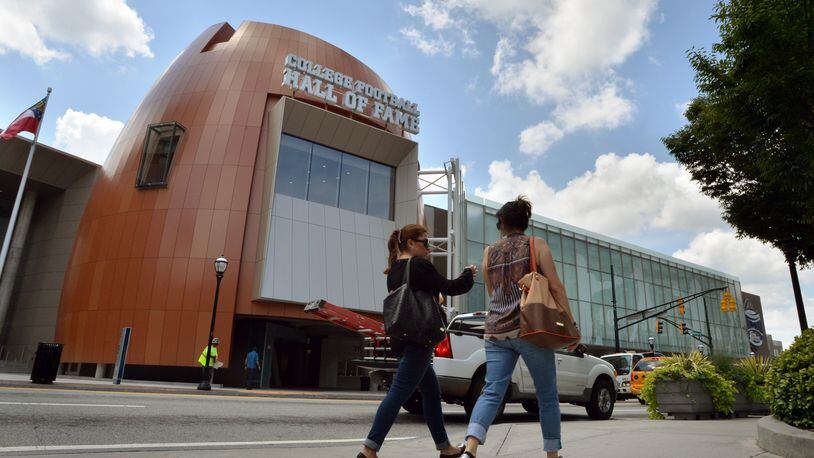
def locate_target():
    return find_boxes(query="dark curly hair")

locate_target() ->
[496,195,532,232]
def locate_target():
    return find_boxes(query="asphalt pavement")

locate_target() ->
[0,386,778,458]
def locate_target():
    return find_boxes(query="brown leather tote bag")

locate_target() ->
[518,236,581,349]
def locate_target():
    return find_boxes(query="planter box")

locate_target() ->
[654,379,722,420]
[732,385,769,418]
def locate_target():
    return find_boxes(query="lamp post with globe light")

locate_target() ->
[197,256,228,391]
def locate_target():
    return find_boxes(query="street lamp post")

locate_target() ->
[197,256,228,391]
[648,336,655,353]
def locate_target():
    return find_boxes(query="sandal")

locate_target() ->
[440,443,466,457]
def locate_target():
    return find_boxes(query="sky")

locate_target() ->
[0,0,811,348]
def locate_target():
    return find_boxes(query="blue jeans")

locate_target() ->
[467,338,561,452]
[364,343,451,451]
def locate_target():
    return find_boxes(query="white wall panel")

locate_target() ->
[271,216,293,299]
[292,198,309,223]
[355,233,375,311]
[308,224,327,301]
[324,227,343,305]
[291,220,310,302]
[340,231,359,308]
[260,194,390,313]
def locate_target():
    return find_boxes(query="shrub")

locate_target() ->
[641,351,736,419]
[713,355,771,402]
[766,329,814,429]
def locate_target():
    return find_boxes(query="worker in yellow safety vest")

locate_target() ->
[198,337,220,385]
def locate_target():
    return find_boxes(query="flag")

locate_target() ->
[0,97,47,140]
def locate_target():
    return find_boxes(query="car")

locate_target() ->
[601,351,665,400]
[630,356,666,401]
[431,312,618,420]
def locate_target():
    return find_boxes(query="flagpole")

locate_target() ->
[0,87,51,280]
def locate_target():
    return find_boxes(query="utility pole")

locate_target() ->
[703,297,714,356]
[611,264,620,352]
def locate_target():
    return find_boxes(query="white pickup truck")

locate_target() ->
[359,311,618,420]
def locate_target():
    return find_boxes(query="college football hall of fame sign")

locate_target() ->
[741,292,770,357]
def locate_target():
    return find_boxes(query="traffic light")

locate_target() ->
[677,296,685,316]
[681,322,689,335]
[721,290,738,313]
[657,319,664,334]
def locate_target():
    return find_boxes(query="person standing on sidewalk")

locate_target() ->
[244,347,261,389]
[197,337,220,386]
[358,224,476,458]
[461,196,577,458]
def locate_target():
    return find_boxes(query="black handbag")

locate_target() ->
[383,257,447,348]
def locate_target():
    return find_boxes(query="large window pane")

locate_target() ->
[622,253,634,278]
[307,145,341,206]
[562,234,576,265]
[467,202,484,243]
[575,239,588,267]
[577,266,591,302]
[274,134,311,199]
[485,213,500,244]
[599,245,612,272]
[547,231,562,262]
[589,270,603,304]
[563,264,578,301]
[367,162,393,219]
[338,154,369,214]
[588,243,600,271]
[633,256,644,281]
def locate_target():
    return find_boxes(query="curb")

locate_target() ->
[0,380,385,402]
[757,415,814,458]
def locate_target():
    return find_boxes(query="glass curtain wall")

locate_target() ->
[462,199,748,357]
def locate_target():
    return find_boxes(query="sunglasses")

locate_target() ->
[412,238,430,248]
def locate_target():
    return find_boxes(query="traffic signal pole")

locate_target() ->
[703,297,714,355]
[611,264,620,352]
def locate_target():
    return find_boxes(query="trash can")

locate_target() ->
[30,342,63,384]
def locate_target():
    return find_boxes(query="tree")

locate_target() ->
[663,0,814,332]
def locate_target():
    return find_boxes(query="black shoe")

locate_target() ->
[462,452,476,458]
[440,443,466,458]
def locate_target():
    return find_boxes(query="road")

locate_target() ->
[0,386,652,456]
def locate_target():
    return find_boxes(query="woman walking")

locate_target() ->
[462,196,577,458]
[359,223,477,458]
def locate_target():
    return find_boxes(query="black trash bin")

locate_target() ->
[30,342,63,384]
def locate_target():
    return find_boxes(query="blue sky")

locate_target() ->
[0,0,810,346]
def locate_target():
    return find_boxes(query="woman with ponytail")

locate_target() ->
[359,223,478,458]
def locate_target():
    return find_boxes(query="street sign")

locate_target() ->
[691,330,701,337]
[112,327,131,385]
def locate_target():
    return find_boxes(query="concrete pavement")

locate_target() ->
[0,371,386,401]
[0,384,779,458]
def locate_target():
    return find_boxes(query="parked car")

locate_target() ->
[601,351,664,400]
[630,356,666,402]
[359,312,618,420]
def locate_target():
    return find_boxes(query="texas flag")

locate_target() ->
[0,97,47,140]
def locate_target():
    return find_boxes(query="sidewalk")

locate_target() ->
[12,417,779,457]
[0,371,386,401]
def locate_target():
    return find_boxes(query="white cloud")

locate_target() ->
[0,0,153,65]
[400,27,454,56]
[474,153,726,236]
[401,0,657,154]
[55,109,124,164]
[673,230,814,347]
[519,121,564,156]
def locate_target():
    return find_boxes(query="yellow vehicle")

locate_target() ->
[630,357,666,400]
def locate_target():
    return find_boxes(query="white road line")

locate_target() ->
[0,401,145,408]
[0,437,417,454]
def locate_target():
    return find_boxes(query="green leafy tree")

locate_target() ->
[663,0,814,331]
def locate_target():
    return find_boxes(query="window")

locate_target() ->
[275,135,312,199]
[274,134,395,219]
[307,145,341,206]
[136,122,185,188]
[367,162,394,219]
[338,154,369,214]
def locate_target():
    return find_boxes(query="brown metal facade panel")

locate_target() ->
[55,21,410,367]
